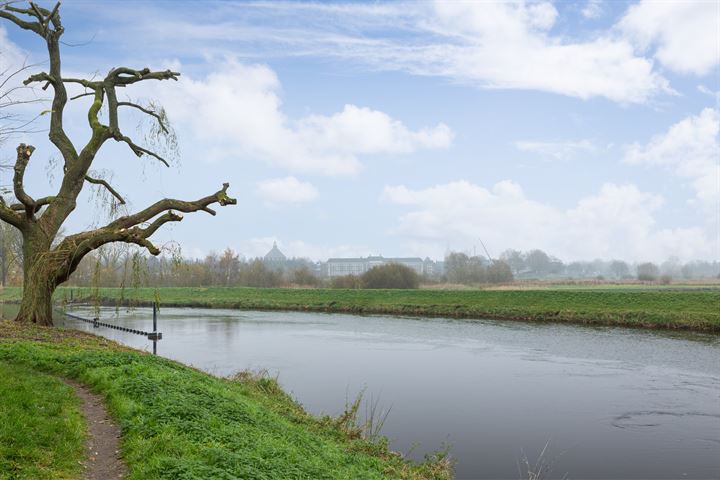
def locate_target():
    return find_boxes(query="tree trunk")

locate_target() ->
[15,232,56,326]
[15,277,55,326]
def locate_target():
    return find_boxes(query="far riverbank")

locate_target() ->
[2,286,718,332]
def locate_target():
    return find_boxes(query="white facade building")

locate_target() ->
[326,256,427,277]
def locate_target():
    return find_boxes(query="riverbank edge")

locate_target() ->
[3,287,717,332]
[65,296,720,333]
[0,320,452,479]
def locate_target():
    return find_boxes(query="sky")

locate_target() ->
[0,0,718,262]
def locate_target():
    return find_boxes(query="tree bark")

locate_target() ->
[15,232,55,326]
[15,276,54,326]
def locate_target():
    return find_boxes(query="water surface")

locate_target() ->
[41,306,720,478]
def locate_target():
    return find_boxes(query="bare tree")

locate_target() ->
[0,2,236,325]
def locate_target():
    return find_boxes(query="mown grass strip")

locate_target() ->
[0,361,85,480]
[0,321,450,480]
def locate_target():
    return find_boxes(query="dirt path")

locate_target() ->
[65,380,127,480]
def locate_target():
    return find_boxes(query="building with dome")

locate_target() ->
[263,242,287,264]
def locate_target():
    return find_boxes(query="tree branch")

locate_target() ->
[0,204,23,229]
[0,5,42,34]
[117,101,168,133]
[13,143,36,217]
[107,183,237,231]
[108,67,180,86]
[140,210,182,238]
[113,132,170,167]
[84,173,125,204]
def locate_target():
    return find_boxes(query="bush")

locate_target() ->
[361,263,420,289]
[330,275,361,289]
[486,261,514,283]
[289,266,320,287]
[238,260,283,287]
[659,274,672,285]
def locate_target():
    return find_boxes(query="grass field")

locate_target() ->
[2,285,718,332]
[0,321,450,480]
[0,361,85,480]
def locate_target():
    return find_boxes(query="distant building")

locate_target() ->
[263,242,287,265]
[261,241,443,278]
[326,255,434,277]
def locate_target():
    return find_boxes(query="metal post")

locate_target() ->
[152,302,157,355]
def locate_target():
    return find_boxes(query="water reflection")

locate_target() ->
[4,304,719,479]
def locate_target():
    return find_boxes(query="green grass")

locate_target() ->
[0,321,450,480]
[0,361,85,480]
[2,286,716,332]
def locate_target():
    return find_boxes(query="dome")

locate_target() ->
[264,242,287,262]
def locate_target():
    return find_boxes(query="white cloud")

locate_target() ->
[256,176,319,204]
[624,108,720,211]
[698,85,720,103]
[370,1,672,103]
[581,0,604,19]
[619,0,720,75]
[515,139,597,160]
[108,0,674,104]
[149,60,452,175]
[382,180,715,261]
[0,26,26,72]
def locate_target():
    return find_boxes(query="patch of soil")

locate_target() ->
[66,380,127,480]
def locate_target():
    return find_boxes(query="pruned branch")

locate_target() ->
[107,183,237,231]
[13,143,36,217]
[9,195,53,214]
[113,132,170,167]
[0,5,42,34]
[140,210,182,238]
[108,67,180,86]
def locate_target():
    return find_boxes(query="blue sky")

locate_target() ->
[1,0,718,262]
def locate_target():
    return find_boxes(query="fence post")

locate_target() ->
[152,302,158,355]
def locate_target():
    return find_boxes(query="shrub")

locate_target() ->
[486,261,514,283]
[331,275,362,289]
[659,274,672,285]
[361,263,420,289]
[289,266,320,287]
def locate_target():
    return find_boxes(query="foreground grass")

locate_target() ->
[0,321,450,480]
[0,361,85,480]
[2,286,716,332]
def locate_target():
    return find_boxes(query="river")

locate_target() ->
[46,306,720,478]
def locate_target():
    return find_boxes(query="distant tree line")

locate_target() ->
[497,249,719,281]
[0,241,717,289]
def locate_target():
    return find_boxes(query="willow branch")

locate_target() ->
[117,101,168,133]
[113,132,170,167]
[84,174,125,204]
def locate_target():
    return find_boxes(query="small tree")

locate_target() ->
[636,262,659,281]
[0,3,237,325]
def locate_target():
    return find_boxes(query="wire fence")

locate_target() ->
[59,304,162,353]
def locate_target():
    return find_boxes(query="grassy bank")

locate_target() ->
[0,361,85,480]
[2,286,717,332]
[0,321,449,480]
